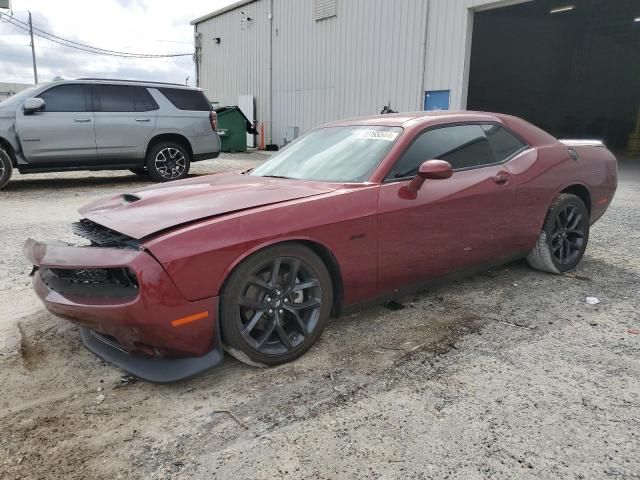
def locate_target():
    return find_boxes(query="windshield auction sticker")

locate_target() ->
[358,130,399,142]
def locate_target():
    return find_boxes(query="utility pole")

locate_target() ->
[28,11,38,84]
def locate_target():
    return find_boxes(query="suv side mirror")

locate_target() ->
[23,98,45,114]
[407,160,453,192]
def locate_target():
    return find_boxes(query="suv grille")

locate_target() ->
[72,219,139,249]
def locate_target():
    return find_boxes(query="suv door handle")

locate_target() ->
[135,118,150,122]
[491,171,510,185]
[74,118,91,123]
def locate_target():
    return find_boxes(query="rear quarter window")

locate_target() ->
[482,124,527,162]
[158,88,211,111]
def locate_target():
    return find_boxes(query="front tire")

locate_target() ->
[526,193,590,274]
[145,142,191,182]
[220,244,333,366]
[0,149,13,190]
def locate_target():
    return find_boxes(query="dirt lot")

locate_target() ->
[0,154,638,480]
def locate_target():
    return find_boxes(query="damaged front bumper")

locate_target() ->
[23,238,224,383]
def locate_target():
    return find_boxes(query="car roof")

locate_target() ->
[323,110,505,128]
[322,110,559,147]
[37,79,202,91]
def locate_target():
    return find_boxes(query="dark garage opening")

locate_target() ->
[467,0,640,151]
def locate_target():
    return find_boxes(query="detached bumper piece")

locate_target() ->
[81,328,224,383]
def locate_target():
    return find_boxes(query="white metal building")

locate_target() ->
[192,0,640,150]
[0,82,33,101]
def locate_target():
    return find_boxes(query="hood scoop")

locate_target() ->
[121,193,142,204]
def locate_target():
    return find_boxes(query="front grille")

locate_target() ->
[41,267,139,298]
[72,218,139,249]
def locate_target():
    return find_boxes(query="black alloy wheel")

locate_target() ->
[526,193,590,274]
[220,244,333,366]
[550,203,587,266]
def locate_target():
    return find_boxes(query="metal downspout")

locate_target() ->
[268,0,274,145]
[418,0,430,110]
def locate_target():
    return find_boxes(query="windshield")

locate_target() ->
[251,126,402,182]
[0,87,38,109]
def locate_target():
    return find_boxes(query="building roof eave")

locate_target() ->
[191,0,257,25]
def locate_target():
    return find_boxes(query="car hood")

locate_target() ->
[79,173,338,239]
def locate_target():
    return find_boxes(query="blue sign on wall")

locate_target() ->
[424,90,450,111]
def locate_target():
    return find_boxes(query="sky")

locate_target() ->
[0,0,236,86]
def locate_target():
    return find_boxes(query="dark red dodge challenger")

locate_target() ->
[24,111,617,382]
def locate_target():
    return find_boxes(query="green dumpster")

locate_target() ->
[215,106,251,153]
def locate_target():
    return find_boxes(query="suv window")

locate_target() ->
[482,124,527,162]
[387,124,495,179]
[133,87,159,112]
[92,85,158,112]
[158,88,210,111]
[39,84,89,112]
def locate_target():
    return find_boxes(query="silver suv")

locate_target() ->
[0,78,220,189]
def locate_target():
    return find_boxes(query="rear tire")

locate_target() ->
[526,193,589,274]
[145,142,191,182]
[220,244,333,366]
[0,149,12,190]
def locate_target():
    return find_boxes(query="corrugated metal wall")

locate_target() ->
[196,0,271,138]
[270,0,428,144]
[194,0,530,145]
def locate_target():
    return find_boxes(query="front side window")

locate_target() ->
[387,124,496,179]
[39,84,88,112]
[251,126,402,182]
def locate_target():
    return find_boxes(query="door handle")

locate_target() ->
[135,118,151,122]
[491,171,510,185]
[74,118,91,123]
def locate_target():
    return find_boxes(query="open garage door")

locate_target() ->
[467,0,640,151]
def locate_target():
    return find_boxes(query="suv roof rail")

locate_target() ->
[75,78,186,87]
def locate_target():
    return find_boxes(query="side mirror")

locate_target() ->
[407,160,453,192]
[23,97,45,114]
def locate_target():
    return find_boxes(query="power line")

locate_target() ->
[23,15,192,57]
[0,14,192,58]
[0,12,193,58]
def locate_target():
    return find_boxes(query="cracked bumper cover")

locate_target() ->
[23,238,224,383]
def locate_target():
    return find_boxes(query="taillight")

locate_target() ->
[209,111,217,131]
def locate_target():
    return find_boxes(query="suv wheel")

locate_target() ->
[0,149,13,190]
[146,142,191,182]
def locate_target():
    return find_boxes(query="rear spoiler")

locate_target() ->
[559,139,605,148]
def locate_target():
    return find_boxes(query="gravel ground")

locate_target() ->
[0,153,638,480]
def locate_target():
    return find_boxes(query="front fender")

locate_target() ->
[142,187,380,305]
[0,117,20,164]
